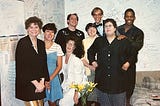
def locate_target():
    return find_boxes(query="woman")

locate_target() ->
[88,18,132,106]
[15,16,49,106]
[82,23,98,81]
[59,35,87,106]
[81,23,99,105]
[42,23,64,106]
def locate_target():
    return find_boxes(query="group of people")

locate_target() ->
[15,7,144,106]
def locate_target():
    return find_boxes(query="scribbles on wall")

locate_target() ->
[24,0,65,30]
[65,0,160,71]
[0,1,25,36]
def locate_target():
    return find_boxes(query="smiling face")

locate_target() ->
[92,9,103,24]
[104,22,116,36]
[27,23,41,37]
[67,14,78,27]
[87,26,97,37]
[124,11,135,26]
[66,40,75,54]
[44,29,55,42]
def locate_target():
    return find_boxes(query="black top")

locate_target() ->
[55,27,85,53]
[15,35,49,101]
[88,36,132,93]
[117,24,144,63]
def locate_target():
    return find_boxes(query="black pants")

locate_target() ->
[125,64,136,100]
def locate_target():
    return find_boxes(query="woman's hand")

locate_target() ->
[92,61,98,68]
[45,81,50,89]
[122,62,130,71]
[88,65,96,71]
[31,79,45,93]
[73,91,79,105]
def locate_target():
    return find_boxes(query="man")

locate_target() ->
[55,13,85,53]
[91,7,104,36]
[117,8,144,106]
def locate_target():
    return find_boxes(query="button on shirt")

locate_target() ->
[88,36,132,93]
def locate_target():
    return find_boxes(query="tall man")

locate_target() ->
[117,8,144,106]
[91,7,104,36]
[55,13,85,53]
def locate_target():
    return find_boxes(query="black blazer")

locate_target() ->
[15,35,49,101]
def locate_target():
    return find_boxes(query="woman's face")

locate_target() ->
[87,27,97,37]
[66,40,75,53]
[44,30,55,42]
[104,22,116,36]
[27,23,41,37]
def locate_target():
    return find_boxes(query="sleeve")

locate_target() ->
[123,39,135,65]
[132,29,144,52]
[42,42,50,81]
[87,38,98,65]
[73,58,87,83]
[81,31,85,40]
[55,30,66,53]
[15,40,24,82]
[56,43,64,56]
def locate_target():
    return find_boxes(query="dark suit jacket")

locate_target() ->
[15,35,49,101]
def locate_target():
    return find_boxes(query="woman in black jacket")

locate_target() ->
[15,16,49,106]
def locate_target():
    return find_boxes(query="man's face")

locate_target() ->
[67,15,78,27]
[124,11,135,26]
[92,10,103,24]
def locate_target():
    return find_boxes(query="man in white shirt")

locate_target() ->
[91,7,104,36]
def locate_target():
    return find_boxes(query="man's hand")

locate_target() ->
[117,35,127,40]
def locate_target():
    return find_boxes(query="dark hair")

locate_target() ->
[91,7,103,16]
[25,16,43,29]
[103,18,117,28]
[85,23,97,32]
[67,13,79,21]
[124,8,135,17]
[66,35,84,58]
[42,23,57,34]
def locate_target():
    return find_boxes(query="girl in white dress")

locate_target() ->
[59,35,87,106]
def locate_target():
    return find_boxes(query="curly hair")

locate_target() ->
[65,35,84,58]
[25,16,43,29]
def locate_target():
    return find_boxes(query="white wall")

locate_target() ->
[0,0,64,106]
[65,0,160,71]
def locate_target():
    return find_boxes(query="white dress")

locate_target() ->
[59,54,87,106]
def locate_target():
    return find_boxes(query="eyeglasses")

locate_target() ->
[104,25,113,28]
